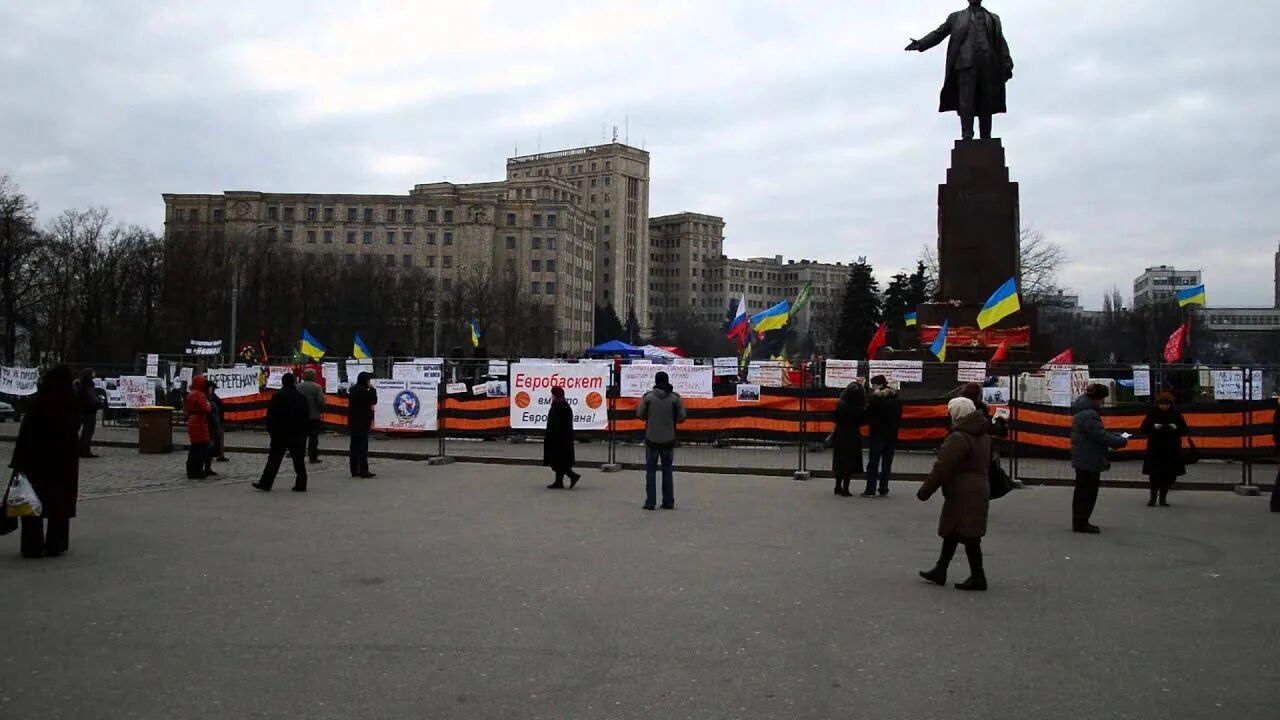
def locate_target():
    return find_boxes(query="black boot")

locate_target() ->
[834,478,842,496]
[955,541,987,591]
[1158,488,1170,507]
[1147,490,1157,507]
[840,478,853,497]
[569,471,581,489]
[919,566,947,586]
[920,538,957,586]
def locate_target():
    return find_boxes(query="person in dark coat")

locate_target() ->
[347,371,377,479]
[184,375,212,479]
[831,381,866,497]
[543,386,581,489]
[252,373,311,492]
[864,375,902,497]
[9,365,80,558]
[75,367,100,458]
[1070,383,1128,534]
[1140,391,1189,508]
[918,397,992,591]
[208,383,228,463]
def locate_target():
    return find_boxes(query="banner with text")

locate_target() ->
[0,366,39,396]
[392,359,443,385]
[186,339,223,356]
[712,357,739,377]
[620,364,713,399]
[824,359,860,388]
[748,361,786,388]
[372,379,438,431]
[203,367,262,399]
[509,363,609,430]
[918,325,1031,349]
[118,376,155,409]
[869,360,924,383]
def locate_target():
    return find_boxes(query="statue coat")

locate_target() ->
[916,8,1014,115]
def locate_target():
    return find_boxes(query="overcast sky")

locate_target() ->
[2,0,1277,309]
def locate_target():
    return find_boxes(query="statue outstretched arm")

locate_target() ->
[906,18,952,52]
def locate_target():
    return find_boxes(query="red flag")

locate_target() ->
[1163,321,1189,363]
[866,322,888,360]
[1040,348,1073,370]
[990,341,1008,365]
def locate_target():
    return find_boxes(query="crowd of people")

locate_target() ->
[4,366,1279,566]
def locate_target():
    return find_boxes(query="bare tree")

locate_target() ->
[917,226,1065,302]
[0,175,46,363]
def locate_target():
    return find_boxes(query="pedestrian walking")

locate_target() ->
[297,368,327,463]
[917,397,992,591]
[184,374,212,479]
[75,368,100,458]
[7,366,80,559]
[1140,391,1189,508]
[1070,383,1129,534]
[637,371,686,510]
[543,386,581,489]
[831,380,866,498]
[253,373,310,492]
[864,375,902,497]
[347,371,377,479]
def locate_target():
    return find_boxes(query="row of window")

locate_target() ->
[517,159,613,178]
[275,228,455,245]
[530,282,558,294]
[173,208,223,222]
[503,212,558,228]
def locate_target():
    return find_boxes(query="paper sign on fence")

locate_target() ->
[1211,370,1244,401]
[265,366,292,390]
[748,361,785,388]
[118,376,154,409]
[488,360,509,377]
[1132,365,1151,397]
[869,360,924,383]
[446,382,468,395]
[1048,371,1072,407]
[203,366,262,399]
[824,359,860,388]
[509,363,609,430]
[736,384,761,403]
[321,362,341,393]
[145,354,160,378]
[957,361,987,383]
[0,367,40,397]
[393,360,442,385]
[620,364,712,399]
[713,357,738,376]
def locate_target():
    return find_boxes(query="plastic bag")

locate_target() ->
[4,472,42,517]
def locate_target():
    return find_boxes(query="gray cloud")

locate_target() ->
[1,0,1276,308]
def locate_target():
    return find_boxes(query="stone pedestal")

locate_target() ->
[937,139,1020,305]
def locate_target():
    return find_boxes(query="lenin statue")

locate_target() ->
[906,0,1014,140]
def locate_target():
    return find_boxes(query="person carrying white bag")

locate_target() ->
[5,365,80,559]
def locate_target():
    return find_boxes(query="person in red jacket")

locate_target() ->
[184,374,212,479]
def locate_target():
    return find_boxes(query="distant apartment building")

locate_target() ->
[1133,265,1202,307]
[162,178,597,354]
[1204,307,1280,332]
[716,254,851,349]
[648,213,726,326]
[506,143,651,326]
[1274,242,1279,308]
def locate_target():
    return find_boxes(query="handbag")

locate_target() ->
[1182,436,1200,466]
[989,459,1014,500]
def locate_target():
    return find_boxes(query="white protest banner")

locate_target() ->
[620,364,713,399]
[0,366,39,396]
[265,366,292,390]
[393,359,442,385]
[748,361,785,388]
[1211,370,1244,401]
[372,379,438,431]
[488,359,509,377]
[203,366,262,399]
[824,359,860,388]
[736,384,761,403]
[673,357,694,366]
[957,361,987,383]
[345,359,373,382]
[1249,369,1264,401]
[446,382,468,395]
[145,353,160,378]
[321,362,341,393]
[1132,365,1152,397]
[869,360,924,383]
[713,357,738,377]
[1049,371,1072,407]
[509,363,609,430]
[178,367,193,389]
[1070,370,1091,401]
[118,376,154,409]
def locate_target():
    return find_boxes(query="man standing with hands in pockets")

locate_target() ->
[638,371,687,511]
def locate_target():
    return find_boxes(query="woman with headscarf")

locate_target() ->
[184,374,212,479]
[917,397,993,591]
[8,365,80,558]
[831,381,867,497]
[543,386,580,489]
[1140,391,1189,507]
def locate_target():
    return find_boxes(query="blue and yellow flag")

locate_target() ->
[930,320,949,362]
[352,333,372,360]
[300,329,326,360]
[750,300,790,333]
[1177,285,1206,307]
[976,277,1021,329]
[469,320,481,348]
[904,311,918,327]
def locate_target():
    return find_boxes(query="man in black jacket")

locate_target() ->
[253,373,311,492]
[863,375,903,497]
[347,372,377,479]
[76,368,100,458]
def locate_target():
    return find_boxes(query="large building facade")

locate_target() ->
[162,178,597,354]
[1133,265,1203,307]
[506,144,651,326]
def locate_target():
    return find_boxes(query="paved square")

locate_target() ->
[2,453,1277,719]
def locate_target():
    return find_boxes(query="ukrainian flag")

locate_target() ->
[904,311,918,327]
[750,300,791,333]
[930,319,949,362]
[469,320,481,348]
[300,329,326,360]
[1177,285,1206,307]
[352,333,372,360]
[976,277,1021,329]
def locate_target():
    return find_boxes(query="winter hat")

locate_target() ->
[947,397,976,424]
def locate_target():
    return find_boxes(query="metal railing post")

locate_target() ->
[794,360,810,481]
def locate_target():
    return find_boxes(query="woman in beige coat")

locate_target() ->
[917,397,993,591]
